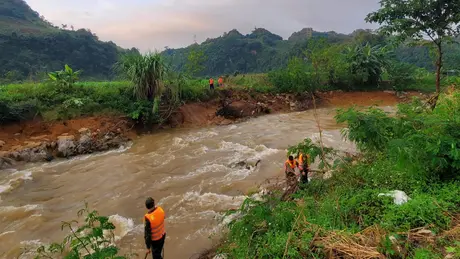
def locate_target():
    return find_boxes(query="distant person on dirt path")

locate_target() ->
[218,76,224,87]
[144,197,166,259]
[284,155,299,187]
[209,77,215,90]
[298,153,310,185]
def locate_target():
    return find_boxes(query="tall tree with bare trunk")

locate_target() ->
[366,0,460,107]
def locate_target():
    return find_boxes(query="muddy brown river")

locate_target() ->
[0,106,393,259]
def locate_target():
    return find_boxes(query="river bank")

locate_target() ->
[200,89,460,259]
[0,90,425,169]
[0,89,433,259]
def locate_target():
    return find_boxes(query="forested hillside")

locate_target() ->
[163,27,460,77]
[0,0,138,82]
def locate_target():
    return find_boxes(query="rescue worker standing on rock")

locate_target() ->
[285,155,299,188]
[144,197,166,259]
[209,77,215,90]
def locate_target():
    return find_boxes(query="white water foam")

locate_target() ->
[218,141,280,164]
[144,152,176,168]
[0,230,15,239]
[181,189,268,241]
[192,145,209,156]
[172,137,188,149]
[0,170,33,194]
[108,214,140,241]
[184,131,219,142]
[0,204,41,213]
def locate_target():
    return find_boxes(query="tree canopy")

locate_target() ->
[366,0,460,94]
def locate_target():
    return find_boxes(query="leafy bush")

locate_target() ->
[31,204,131,259]
[386,61,418,91]
[268,57,317,93]
[48,64,81,89]
[382,194,451,231]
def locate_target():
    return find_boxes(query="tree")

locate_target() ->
[366,0,460,97]
[185,46,206,77]
[345,43,389,86]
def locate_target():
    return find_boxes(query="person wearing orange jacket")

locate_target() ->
[284,155,299,188]
[218,76,224,87]
[298,153,310,185]
[144,197,166,259]
[209,77,215,90]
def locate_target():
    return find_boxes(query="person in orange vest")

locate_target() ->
[284,155,299,188]
[218,76,224,87]
[144,197,166,259]
[298,152,310,185]
[209,77,215,90]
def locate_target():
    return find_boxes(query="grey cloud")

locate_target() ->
[30,0,382,51]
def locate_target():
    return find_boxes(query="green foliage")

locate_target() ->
[0,1,139,83]
[48,64,81,88]
[366,0,460,43]
[335,107,400,152]
[386,61,418,91]
[31,203,130,259]
[268,57,316,93]
[287,138,337,170]
[0,81,135,123]
[218,91,460,258]
[367,0,460,93]
[345,43,389,86]
[412,248,442,259]
[445,241,460,259]
[382,194,451,231]
[117,52,167,101]
[185,45,206,77]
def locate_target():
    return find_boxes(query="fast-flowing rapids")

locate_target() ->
[0,106,393,258]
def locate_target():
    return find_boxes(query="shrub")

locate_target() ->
[268,57,317,93]
[30,204,131,259]
[382,194,451,231]
[386,62,417,91]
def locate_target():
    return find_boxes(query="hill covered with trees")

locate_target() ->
[0,0,139,82]
[163,27,460,77]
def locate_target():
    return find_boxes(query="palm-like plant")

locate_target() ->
[346,43,389,85]
[116,52,169,115]
[48,64,81,88]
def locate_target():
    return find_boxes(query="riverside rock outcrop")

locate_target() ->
[0,128,130,169]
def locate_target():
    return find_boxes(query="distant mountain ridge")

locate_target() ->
[163,27,358,76]
[0,0,138,81]
[163,27,453,76]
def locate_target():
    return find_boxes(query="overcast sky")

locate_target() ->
[26,0,380,51]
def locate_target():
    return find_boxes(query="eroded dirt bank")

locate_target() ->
[0,90,425,169]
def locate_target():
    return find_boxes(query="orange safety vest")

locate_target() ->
[218,78,223,84]
[144,207,165,241]
[285,159,297,169]
[299,154,309,166]
[209,78,214,84]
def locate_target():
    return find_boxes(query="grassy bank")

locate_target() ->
[214,91,460,258]
[0,71,455,125]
